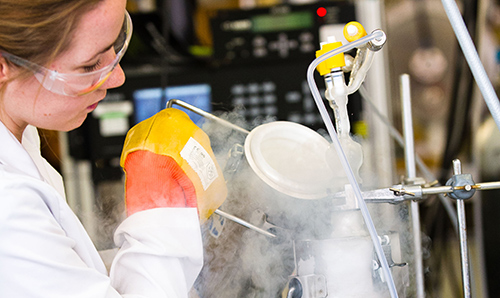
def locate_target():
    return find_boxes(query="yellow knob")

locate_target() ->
[343,21,367,42]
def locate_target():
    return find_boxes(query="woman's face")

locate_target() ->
[1,0,127,139]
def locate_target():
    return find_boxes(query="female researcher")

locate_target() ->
[0,0,226,297]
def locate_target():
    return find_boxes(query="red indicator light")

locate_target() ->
[317,7,327,17]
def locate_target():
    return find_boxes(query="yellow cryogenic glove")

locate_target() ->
[120,108,227,222]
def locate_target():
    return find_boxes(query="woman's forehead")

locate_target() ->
[74,2,125,46]
[58,0,126,64]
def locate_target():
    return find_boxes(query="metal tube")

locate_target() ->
[166,99,250,135]
[214,209,276,239]
[400,74,425,298]
[476,181,500,190]
[452,159,471,298]
[440,0,500,132]
[420,185,452,195]
[401,74,417,179]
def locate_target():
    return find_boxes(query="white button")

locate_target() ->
[232,96,246,106]
[288,113,302,123]
[304,113,317,124]
[231,84,246,95]
[265,105,278,115]
[264,94,277,104]
[253,47,267,57]
[299,32,314,42]
[300,43,315,53]
[303,97,315,111]
[253,36,267,47]
[285,91,301,103]
[262,81,276,93]
[247,83,260,94]
[249,107,261,117]
[249,96,261,105]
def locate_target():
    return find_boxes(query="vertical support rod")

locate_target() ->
[452,159,471,298]
[400,74,425,298]
[401,75,417,179]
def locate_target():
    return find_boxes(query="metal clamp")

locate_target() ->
[446,160,476,200]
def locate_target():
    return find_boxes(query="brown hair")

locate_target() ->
[0,0,103,82]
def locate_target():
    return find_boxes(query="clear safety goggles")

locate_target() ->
[0,11,133,97]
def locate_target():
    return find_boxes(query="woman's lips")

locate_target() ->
[87,102,99,111]
[88,93,106,111]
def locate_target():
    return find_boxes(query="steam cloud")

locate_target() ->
[191,110,416,297]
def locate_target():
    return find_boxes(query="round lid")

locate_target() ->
[244,121,336,200]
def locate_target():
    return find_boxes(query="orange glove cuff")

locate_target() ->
[124,150,197,216]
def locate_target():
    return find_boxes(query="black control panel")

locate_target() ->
[69,59,366,164]
[69,1,363,184]
[211,1,356,64]
[218,62,327,127]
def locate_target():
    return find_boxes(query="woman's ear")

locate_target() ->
[0,55,11,84]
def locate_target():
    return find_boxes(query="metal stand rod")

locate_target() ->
[452,159,471,298]
[400,74,425,298]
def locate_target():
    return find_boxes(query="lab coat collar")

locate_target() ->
[0,120,44,181]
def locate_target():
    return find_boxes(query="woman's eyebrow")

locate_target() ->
[81,13,126,65]
[82,43,114,64]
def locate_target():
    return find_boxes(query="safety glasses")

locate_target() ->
[0,11,133,97]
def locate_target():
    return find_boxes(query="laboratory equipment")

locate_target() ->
[210,1,356,64]
[171,84,500,298]
[169,17,500,297]
[168,99,409,297]
[60,0,500,296]
[168,23,402,298]
[168,88,409,298]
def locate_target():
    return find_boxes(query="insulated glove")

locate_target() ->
[120,108,227,222]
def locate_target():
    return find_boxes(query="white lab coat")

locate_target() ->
[0,121,203,297]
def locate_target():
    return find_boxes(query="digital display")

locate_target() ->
[251,11,313,33]
[133,84,212,126]
[165,84,212,125]
[133,88,163,124]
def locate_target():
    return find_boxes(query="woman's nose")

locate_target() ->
[101,63,125,90]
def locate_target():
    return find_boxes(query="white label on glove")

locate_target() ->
[181,137,219,190]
